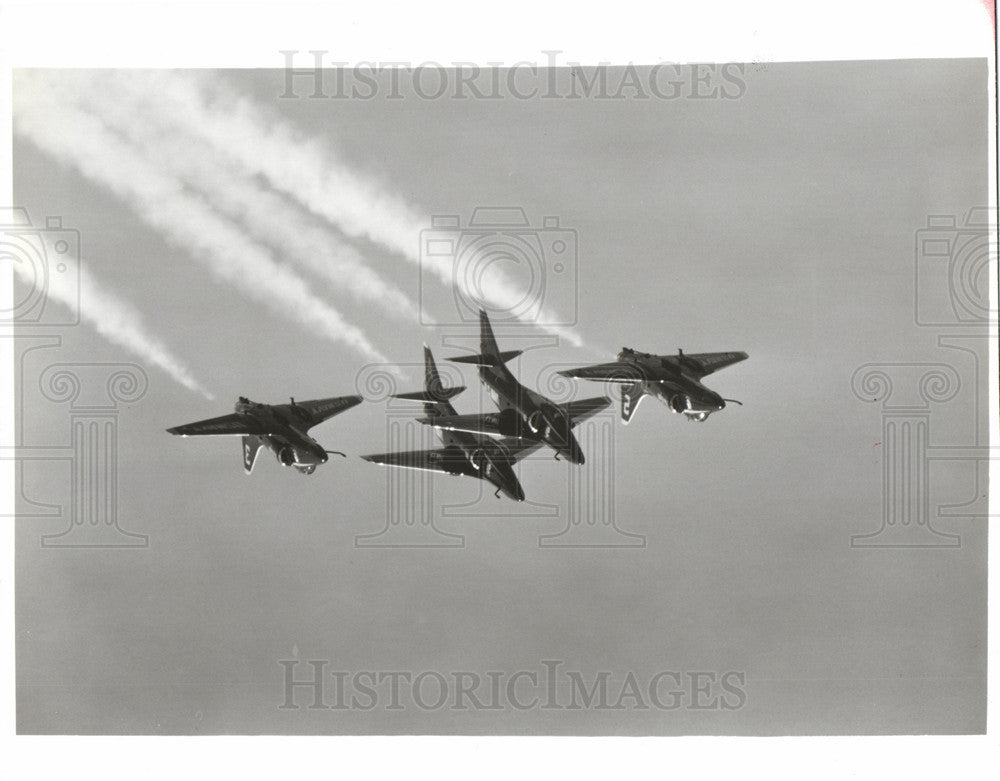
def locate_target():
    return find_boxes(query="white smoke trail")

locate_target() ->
[102,70,583,346]
[44,71,424,324]
[14,79,395,370]
[8,249,214,399]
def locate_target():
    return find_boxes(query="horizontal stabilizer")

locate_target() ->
[562,396,613,425]
[392,386,466,403]
[447,349,522,366]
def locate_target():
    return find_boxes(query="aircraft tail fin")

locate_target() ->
[620,383,647,424]
[242,435,265,474]
[423,344,443,394]
[444,310,520,366]
[390,346,465,415]
[478,308,502,358]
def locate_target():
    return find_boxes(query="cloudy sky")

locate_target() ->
[13,59,988,734]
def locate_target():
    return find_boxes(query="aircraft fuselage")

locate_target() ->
[234,398,329,472]
[429,397,527,501]
[476,363,585,464]
[618,350,727,422]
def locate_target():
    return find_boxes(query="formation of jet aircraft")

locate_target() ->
[361,347,544,501]
[431,310,611,464]
[166,309,747,499]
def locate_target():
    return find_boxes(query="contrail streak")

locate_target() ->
[101,70,583,345]
[14,79,395,370]
[8,247,213,398]
[45,70,424,324]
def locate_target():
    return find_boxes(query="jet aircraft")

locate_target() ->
[432,309,610,464]
[558,347,748,423]
[166,394,363,474]
[361,347,545,501]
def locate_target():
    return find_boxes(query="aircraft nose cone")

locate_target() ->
[563,437,585,465]
[499,469,525,502]
[702,393,725,411]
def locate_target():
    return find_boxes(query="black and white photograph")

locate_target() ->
[2,1,997,778]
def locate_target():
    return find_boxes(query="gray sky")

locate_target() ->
[13,59,988,734]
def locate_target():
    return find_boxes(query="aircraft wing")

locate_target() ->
[678,351,749,377]
[415,412,507,438]
[288,395,364,428]
[557,361,645,383]
[166,413,272,437]
[561,396,612,425]
[418,398,611,437]
[361,445,479,477]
